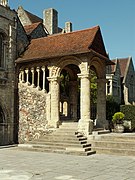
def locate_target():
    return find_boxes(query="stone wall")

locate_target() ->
[0,5,17,145]
[17,17,29,55]
[30,23,47,39]
[18,83,49,143]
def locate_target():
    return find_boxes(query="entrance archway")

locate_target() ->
[60,64,81,121]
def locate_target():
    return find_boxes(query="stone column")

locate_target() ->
[25,68,30,85]
[69,81,78,121]
[36,67,41,90]
[78,73,93,136]
[41,66,46,92]
[96,79,107,129]
[20,69,25,83]
[47,76,60,128]
[31,67,35,88]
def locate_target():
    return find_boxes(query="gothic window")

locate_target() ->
[0,33,4,68]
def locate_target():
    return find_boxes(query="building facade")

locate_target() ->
[106,57,135,105]
[0,1,112,145]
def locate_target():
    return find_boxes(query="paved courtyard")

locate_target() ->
[0,147,135,180]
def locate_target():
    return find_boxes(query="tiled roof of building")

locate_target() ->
[24,9,43,24]
[111,59,116,73]
[118,58,129,77]
[24,22,41,35]
[16,26,109,63]
[111,57,130,77]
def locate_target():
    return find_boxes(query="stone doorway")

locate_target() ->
[59,64,80,122]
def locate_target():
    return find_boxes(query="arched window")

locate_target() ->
[0,33,4,68]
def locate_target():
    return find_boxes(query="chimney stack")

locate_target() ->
[0,0,8,7]
[43,8,58,35]
[65,22,72,33]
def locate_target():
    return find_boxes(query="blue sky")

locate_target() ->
[10,0,135,65]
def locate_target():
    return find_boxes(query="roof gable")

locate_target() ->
[17,6,42,26]
[16,26,108,63]
[24,22,41,35]
[24,10,43,24]
[89,28,107,57]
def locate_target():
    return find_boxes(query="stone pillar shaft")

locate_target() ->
[31,68,35,87]
[97,79,107,129]
[48,77,60,127]
[25,68,30,85]
[21,70,25,83]
[41,66,46,92]
[36,67,41,90]
[77,73,93,136]
[80,74,90,119]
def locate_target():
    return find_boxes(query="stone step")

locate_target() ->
[91,146,135,156]
[93,134,135,142]
[28,141,91,148]
[91,140,135,149]
[39,135,86,142]
[31,138,88,145]
[18,144,95,156]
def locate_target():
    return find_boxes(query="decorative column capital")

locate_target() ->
[41,66,46,71]
[47,76,61,83]
[31,67,35,73]
[77,73,90,79]
[25,68,29,74]
[36,67,40,72]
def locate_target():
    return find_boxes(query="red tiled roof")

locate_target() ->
[24,22,41,35]
[118,58,129,77]
[111,58,129,77]
[24,10,43,24]
[16,26,108,63]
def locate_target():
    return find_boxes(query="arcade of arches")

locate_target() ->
[18,55,108,142]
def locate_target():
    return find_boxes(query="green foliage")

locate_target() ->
[120,105,135,131]
[90,70,97,104]
[106,95,120,121]
[60,70,70,96]
[112,112,125,124]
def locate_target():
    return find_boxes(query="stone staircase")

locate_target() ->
[89,133,135,156]
[18,122,96,156]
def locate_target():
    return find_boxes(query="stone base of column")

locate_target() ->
[48,120,61,128]
[77,119,93,137]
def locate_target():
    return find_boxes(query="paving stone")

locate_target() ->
[0,148,135,180]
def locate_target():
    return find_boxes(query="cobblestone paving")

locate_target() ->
[0,147,135,180]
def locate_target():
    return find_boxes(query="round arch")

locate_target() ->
[90,57,106,79]
[50,56,84,77]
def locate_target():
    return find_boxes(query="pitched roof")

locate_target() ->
[24,22,41,35]
[16,26,109,63]
[111,59,117,73]
[24,9,43,24]
[118,58,130,77]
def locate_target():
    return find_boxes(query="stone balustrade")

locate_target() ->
[19,66,48,92]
